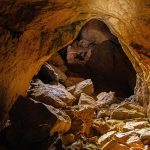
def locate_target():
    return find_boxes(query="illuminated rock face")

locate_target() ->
[0,0,150,125]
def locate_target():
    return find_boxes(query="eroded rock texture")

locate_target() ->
[0,0,150,125]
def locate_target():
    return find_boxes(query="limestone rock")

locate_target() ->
[73,79,94,97]
[29,79,76,107]
[78,93,96,106]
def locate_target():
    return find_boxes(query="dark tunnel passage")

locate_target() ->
[58,19,136,98]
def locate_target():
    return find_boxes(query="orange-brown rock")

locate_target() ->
[65,105,95,135]
[0,0,150,126]
[78,93,96,106]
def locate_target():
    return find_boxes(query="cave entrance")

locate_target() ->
[58,19,136,98]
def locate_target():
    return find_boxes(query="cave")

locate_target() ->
[0,0,150,150]
[58,19,136,98]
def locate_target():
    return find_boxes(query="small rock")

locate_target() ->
[73,79,94,97]
[78,93,96,106]
[96,92,117,107]
[98,131,116,146]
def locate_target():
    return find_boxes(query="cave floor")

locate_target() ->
[0,53,150,150]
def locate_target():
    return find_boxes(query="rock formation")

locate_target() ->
[0,0,150,127]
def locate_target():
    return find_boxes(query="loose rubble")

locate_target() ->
[0,53,149,150]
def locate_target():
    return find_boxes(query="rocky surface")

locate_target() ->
[0,70,150,149]
[0,0,150,126]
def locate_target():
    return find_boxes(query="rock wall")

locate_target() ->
[0,0,150,125]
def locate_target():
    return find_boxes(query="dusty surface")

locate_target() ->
[0,0,150,125]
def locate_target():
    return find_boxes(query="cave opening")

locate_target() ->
[58,19,136,98]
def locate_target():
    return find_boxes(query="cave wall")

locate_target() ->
[0,0,150,125]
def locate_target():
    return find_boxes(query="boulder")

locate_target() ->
[9,96,71,145]
[29,79,76,107]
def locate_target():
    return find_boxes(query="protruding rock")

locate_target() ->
[29,80,76,107]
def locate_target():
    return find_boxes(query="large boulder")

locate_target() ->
[7,96,71,146]
[29,79,76,107]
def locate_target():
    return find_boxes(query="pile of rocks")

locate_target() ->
[0,53,149,150]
